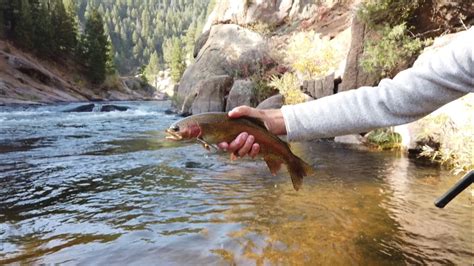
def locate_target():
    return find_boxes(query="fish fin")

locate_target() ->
[264,156,283,176]
[286,155,315,191]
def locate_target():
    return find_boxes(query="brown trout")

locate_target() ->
[165,112,314,190]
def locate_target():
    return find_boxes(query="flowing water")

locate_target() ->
[0,101,472,265]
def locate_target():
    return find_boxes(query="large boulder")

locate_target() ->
[225,79,256,111]
[190,75,234,114]
[256,93,314,109]
[176,24,270,115]
[193,30,210,58]
[257,94,284,109]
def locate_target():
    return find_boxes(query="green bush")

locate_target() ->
[247,22,273,36]
[357,0,431,78]
[358,0,423,27]
[102,73,122,90]
[251,77,277,104]
[361,23,429,77]
[366,128,402,150]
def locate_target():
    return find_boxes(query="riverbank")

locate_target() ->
[0,41,163,105]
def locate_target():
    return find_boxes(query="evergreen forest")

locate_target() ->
[0,0,212,84]
[76,0,212,74]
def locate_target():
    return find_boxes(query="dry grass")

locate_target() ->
[416,94,474,174]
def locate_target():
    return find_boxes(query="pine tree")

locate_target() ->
[82,9,109,84]
[105,36,116,75]
[14,0,33,49]
[163,37,185,83]
[50,0,77,55]
[144,51,160,83]
[31,0,54,57]
[184,21,196,62]
[0,2,5,38]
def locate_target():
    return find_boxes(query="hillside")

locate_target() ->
[0,40,160,105]
[77,0,212,74]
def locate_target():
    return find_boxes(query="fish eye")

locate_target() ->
[170,125,179,132]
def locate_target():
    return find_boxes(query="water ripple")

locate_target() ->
[0,102,472,264]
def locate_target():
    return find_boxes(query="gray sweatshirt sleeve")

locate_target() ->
[281,28,474,141]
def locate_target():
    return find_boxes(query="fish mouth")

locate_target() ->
[165,129,183,140]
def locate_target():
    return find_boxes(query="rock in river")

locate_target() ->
[100,105,129,112]
[64,104,95,112]
[64,104,129,112]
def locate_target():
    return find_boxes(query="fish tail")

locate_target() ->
[286,155,315,191]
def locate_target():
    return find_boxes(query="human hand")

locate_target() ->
[217,106,286,159]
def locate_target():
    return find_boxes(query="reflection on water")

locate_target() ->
[0,101,472,264]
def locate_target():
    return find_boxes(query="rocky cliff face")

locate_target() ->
[176,23,273,114]
[175,0,355,114]
[175,0,472,115]
[0,41,162,105]
[204,0,320,30]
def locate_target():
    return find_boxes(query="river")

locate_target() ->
[0,101,472,264]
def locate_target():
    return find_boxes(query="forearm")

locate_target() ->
[282,29,474,141]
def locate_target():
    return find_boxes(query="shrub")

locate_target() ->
[251,76,277,104]
[415,95,474,174]
[357,0,431,78]
[102,73,122,90]
[269,73,305,105]
[357,0,423,28]
[246,22,273,37]
[366,128,402,150]
[361,23,430,77]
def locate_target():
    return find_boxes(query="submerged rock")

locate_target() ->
[64,104,129,112]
